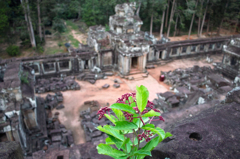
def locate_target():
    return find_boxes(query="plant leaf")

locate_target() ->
[136,85,149,113]
[164,132,173,139]
[121,138,130,149]
[156,127,166,140]
[134,150,152,156]
[132,117,149,128]
[142,124,155,128]
[105,137,114,145]
[130,102,136,107]
[104,114,116,124]
[111,103,136,114]
[141,126,165,139]
[114,121,138,130]
[97,143,127,158]
[97,125,124,141]
[142,110,160,117]
[136,155,146,159]
[112,108,125,121]
[141,136,160,151]
[108,135,123,149]
[111,115,119,122]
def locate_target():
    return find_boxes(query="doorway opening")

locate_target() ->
[159,51,162,59]
[231,57,237,66]
[132,57,138,68]
[84,60,89,69]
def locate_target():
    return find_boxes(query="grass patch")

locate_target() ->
[66,20,79,31]
[44,47,65,55]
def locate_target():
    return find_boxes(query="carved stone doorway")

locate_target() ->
[131,57,138,69]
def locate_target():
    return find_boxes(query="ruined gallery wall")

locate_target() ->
[150,35,240,62]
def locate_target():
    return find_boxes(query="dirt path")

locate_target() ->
[71,30,88,44]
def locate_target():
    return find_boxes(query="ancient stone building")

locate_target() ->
[87,2,157,75]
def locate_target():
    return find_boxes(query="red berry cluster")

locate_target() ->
[138,130,153,142]
[116,93,136,103]
[123,112,133,122]
[97,107,111,120]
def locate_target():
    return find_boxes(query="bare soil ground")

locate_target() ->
[71,30,88,44]
[38,54,223,145]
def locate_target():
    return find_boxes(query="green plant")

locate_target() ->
[105,24,110,31]
[6,45,20,56]
[20,72,29,84]
[97,85,172,159]
[58,42,63,48]
[36,44,44,53]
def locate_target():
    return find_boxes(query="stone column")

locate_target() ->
[156,51,160,60]
[162,50,167,60]
[123,56,130,75]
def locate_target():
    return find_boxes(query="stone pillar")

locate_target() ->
[162,50,167,60]
[123,56,130,75]
[156,51,160,60]
[138,55,146,72]
[142,54,147,72]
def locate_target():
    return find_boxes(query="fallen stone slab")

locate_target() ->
[76,73,86,81]
[104,72,114,76]
[56,104,65,110]
[113,83,120,88]
[88,80,96,84]
[146,65,155,69]
[102,84,110,89]
[114,78,122,83]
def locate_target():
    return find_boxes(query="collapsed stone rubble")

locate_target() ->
[153,66,233,112]
[35,76,80,93]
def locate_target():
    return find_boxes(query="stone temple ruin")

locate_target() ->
[0,2,240,159]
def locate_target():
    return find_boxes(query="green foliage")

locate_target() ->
[36,45,44,54]
[66,20,79,30]
[6,45,20,56]
[58,42,63,48]
[97,85,172,159]
[105,24,110,31]
[20,72,29,84]
[52,18,66,33]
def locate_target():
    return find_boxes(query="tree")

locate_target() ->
[166,0,176,38]
[37,0,43,41]
[20,0,36,47]
[187,0,199,39]
[199,0,209,37]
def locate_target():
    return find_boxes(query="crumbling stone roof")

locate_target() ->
[225,45,240,57]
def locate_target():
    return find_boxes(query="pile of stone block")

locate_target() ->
[80,101,111,146]
[23,96,74,156]
[45,92,64,110]
[77,72,106,84]
[81,109,109,146]
[35,76,80,93]
[154,66,233,112]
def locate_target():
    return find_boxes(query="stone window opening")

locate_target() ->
[231,57,237,66]
[0,132,8,142]
[216,43,221,48]
[59,61,70,71]
[209,44,213,50]
[191,45,196,52]
[182,47,187,54]
[200,44,205,51]
[171,48,178,55]
[57,156,64,159]
[43,63,55,72]
[33,64,39,73]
